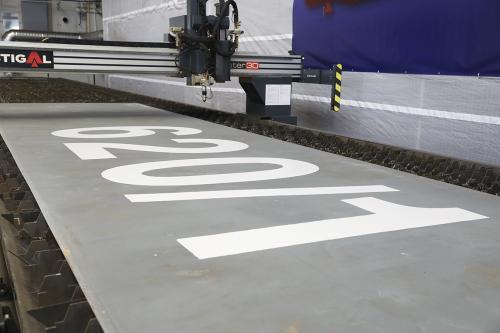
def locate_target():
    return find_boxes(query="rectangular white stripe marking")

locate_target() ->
[292,94,500,126]
[126,185,398,202]
[54,51,171,60]
[239,34,293,43]
[106,78,499,126]
[54,58,173,66]
[54,65,172,73]
[178,197,488,259]
[103,0,186,22]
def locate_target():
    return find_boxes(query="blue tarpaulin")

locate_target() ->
[292,0,500,76]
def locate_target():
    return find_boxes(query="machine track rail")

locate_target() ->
[0,78,498,196]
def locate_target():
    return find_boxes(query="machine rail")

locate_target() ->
[0,41,302,78]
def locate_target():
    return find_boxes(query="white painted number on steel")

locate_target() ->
[126,185,399,202]
[101,158,319,186]
[64,139,249,160]
[52,126,201,139]
[53,125,489,260]
[178,197,489,259]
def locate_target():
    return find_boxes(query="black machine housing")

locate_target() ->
[169,0,241,86]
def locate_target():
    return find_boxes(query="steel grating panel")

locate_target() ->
[0,103,499,333]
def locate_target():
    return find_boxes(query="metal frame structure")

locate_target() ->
[0,0,304,124]
[0,41,302,78]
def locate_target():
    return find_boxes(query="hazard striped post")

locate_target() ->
[331,64,343,112]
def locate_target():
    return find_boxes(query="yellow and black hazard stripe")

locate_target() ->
[331,64,343,112]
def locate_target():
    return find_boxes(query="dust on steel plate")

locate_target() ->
[0,103,499,333]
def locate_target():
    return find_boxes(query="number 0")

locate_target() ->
[101,158,319,186]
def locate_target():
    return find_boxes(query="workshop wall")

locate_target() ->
[103,0,291,114]
[13,1,103,83]
[48,1,103,84]
[21,1,48,31]
[102,0,500,166]
[294,0,500,76]
[49,2,89,33]
[0,0,20,36]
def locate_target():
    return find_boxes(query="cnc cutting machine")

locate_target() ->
[0,0,302,121]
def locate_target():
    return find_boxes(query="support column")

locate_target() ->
[239,77,296,125]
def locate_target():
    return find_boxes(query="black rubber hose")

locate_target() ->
[215,43,237,57]
[179,32,211,43]
[211,0,239,57]
[211,0,239,38]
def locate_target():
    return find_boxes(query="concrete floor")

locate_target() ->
[0,103,499,333]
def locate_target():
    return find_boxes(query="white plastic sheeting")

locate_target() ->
[102,0,500,166]
[293,74,500,166]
